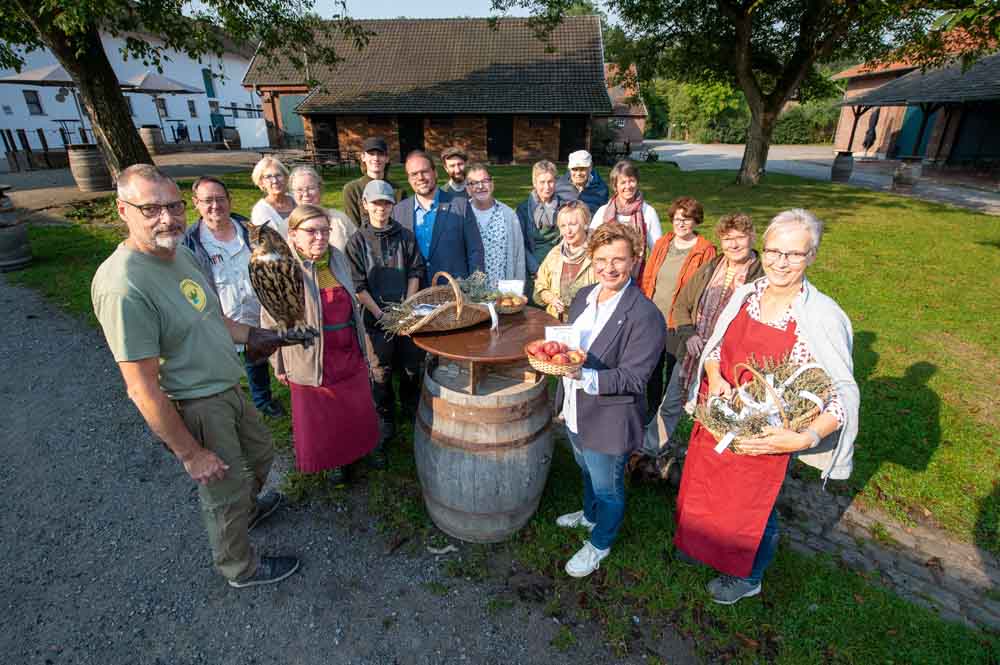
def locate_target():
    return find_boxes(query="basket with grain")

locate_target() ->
[379,271,490,336]
[694,359,832,455]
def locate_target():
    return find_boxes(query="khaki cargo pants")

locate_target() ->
[175,387,273,581]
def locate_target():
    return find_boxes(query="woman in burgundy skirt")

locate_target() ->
[265,204,379,485]
[674,209,859,605]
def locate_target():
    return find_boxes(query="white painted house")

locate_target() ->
[0,31,262,171]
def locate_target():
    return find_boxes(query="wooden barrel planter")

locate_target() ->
[0,187,31,272]
[892,157,923,192]
[67,144,113,193]
[831,151,854,183]
[414,365,554,543]
[139,126,164,156]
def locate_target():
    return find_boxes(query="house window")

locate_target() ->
[209,101,220,115]
[201,68,216,98]
[613,118,626,129]
[125,97,135,116]
[1,105,12,115]
[155,97,168,118]
[188,100,198,118]
[23,90,44,115]
[231,102,239,119]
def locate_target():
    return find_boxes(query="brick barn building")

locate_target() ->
[242,16,613,164]
[596,63,647,146]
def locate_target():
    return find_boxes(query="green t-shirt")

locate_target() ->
[91,243,245,400]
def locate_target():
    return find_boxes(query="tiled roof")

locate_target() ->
[842,51,1000,106]
[604,63,647,117]
[833,61,916,80]
[244,17,612,115]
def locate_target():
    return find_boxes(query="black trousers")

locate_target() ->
[363,325,425,423]
[646,334,679,424]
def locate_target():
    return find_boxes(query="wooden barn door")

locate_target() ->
[487,116,514,164]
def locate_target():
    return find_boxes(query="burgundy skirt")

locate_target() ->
[289,285,378,472]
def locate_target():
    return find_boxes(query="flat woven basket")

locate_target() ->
[701,362,828,455]
[397,271,490,336]
[524,344,585,377]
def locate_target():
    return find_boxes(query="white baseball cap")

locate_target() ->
[568,150,593,168]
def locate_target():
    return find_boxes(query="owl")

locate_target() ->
[248,223,308,334]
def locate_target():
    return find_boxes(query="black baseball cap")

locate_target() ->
[362,136,388,154]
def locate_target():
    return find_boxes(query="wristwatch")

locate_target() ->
[804,427,822,449]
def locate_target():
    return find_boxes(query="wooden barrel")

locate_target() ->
[414,364,554,543]
[139,126,164,155]
[67,144,113,193]
[831,151,854,183]
[0,191,31,272]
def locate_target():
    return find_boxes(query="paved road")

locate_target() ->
[0,277,696,665]
[647,141,1000,215]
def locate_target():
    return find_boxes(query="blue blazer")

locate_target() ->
[393,189,485,286]
[554,170,609,215]
[556,282,666,456]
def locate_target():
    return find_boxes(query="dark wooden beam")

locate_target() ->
[847,104,871,152]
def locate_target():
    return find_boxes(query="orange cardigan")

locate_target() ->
[640,232,716,328]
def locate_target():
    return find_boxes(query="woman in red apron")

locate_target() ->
[267,205,379,486]
[674,211,852,605]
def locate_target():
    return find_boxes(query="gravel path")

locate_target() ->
[0,277,696,665]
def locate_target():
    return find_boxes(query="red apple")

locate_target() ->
[567,351,584,364]
[543,341,561,356]
[526,340,544,355]
[551,353,570,365]
[557,342,569,354]
[534,351,551,362]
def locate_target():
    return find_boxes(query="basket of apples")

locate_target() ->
[524,340,586,377]
[494,293,528,315]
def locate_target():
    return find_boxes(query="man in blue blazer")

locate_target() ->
[394,150,485,286]
[554,222,665,578]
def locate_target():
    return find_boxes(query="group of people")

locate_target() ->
[90,138,859,603]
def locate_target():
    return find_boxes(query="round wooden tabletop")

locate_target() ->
[412,307,560,363]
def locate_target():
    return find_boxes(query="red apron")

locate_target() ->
[674,304,798,577]
[289,286,378,472]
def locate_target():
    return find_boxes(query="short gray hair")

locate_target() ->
[288,165,323,189]
[251,156,289,189]
[763,208,824,252]
[117,164,174,200]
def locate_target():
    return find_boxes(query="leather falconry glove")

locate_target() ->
[246,326,319,364]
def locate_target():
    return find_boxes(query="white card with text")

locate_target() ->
[544,326,580,349]
[496,279,524,296]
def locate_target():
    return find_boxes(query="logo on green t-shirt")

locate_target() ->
[180,278,207,312]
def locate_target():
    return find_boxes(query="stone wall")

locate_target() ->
[424,116,487,163]
[776,474,999,630]
[337,115,402,166]
[513,116,560,163]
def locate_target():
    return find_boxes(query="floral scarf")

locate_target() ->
[603,192,647,277]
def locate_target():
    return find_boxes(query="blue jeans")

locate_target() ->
[242,353,273,409]
[567,429,628,551]
[743,507,780,585]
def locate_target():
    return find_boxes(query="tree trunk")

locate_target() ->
[19,4,151,178]
[737,106,778,186]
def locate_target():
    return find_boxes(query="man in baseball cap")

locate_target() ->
[440,146,469,199]
[555,149,609,215]
[342,136,405,227]
[344,180,426,465]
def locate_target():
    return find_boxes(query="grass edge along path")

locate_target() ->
[6,164,998,663]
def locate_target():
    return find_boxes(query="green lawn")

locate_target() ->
[8,163,999,663]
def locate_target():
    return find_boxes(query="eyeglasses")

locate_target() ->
[262,173,285,181]
[763,248,811,265]
[194,196,228,206]
[295,226,331,237]
[467,177,493,190]
[593,257,631,270]
[719,234,750,244]
[292,187,319,196]
[121,199,186,219]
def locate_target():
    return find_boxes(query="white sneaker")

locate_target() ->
[556,510,596,531]
[565,541,610,578]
